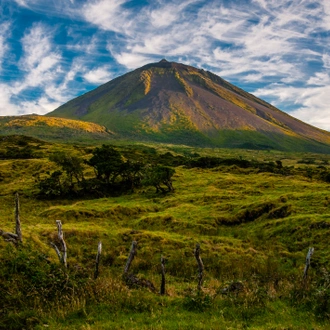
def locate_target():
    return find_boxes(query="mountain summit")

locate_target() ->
[48,60,330,152]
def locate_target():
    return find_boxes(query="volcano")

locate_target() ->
[47,59,330,152]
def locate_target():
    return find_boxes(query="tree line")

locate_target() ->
[36,144,175,198]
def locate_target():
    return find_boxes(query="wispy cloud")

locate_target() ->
[0,22,10,70]
[254,83,330,130]
[81,0,130,34]
[83,66,113,84]
[15,23,61,92]
[2,0,330,130]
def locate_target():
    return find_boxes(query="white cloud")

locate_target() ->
[83,66,112,84]
[19,97,61,115]
[0,22,83,115]
[81,0,129,33]
[322,54,330,69]
[13,0,28,7]
[15,23,61,93]
[307,72,330,86]
[148,0,198,28]
[0,22,10,69]
[255,84,330,130]
[0,84,20,115]
[111,51,153,69]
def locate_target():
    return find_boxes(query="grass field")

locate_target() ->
[1,136,330,329]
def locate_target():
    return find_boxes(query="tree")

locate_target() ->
[86,145,124,185]
[50,152,84,187]
[143,165,175,192]
[38,170,63,197]
[120,160,144,191]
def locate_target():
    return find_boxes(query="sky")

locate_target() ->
[1,0,330,131]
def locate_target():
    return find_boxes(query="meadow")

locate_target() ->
[1,135,330,329]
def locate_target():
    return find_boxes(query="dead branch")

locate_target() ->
[125,273,156,292]
[194,243,204,291]
[50,242,62,263]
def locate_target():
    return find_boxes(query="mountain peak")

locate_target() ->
[47,60,330,153]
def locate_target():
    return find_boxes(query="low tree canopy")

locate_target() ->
[86,145,124,184]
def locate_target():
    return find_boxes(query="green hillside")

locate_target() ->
[0,115,115,143]
[1,136,330,329]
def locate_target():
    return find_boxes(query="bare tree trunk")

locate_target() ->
[94,241,102,279]
[194,243,204,291]
[124,241,137,275]
[160,255,166,295]
[303,247,314,280]
[15,192,22,243]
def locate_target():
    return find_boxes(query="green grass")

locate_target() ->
[1,138,330,329]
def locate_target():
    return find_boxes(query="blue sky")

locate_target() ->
[1,0,330,131]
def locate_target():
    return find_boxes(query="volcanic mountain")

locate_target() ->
[48,59,330,152]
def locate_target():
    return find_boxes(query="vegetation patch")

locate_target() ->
[1,137,330,328]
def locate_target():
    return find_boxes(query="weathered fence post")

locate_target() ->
[124,240,137,275]
[0,192,22,244]
[51,220,67,268]
[160,255,166,295]
[94,241,102,279]
[194,243,204,290]
[122,240,156,292]
[303,247,314,280]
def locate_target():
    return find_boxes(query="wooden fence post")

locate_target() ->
[94,241,102,279]
[51,220,67,268]
[124,241,137,275]
[160,255,166,295]
[122,240,156,292]
[303,247,314,280]
[194,243,204,291]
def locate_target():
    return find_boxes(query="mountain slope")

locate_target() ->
[0,115,114,143]
[48,60,330,152]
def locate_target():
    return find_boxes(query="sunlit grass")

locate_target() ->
[1,139,330,329]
